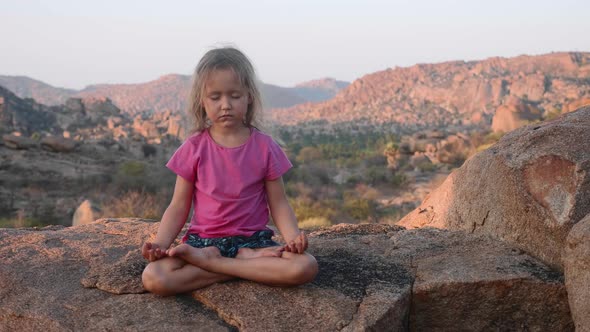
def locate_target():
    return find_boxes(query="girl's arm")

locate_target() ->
[153,175,194,248]
[266,176,306,252]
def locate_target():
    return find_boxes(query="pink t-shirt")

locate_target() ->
[166,128,292,240]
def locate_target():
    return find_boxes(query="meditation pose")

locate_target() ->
[141,46,318,296]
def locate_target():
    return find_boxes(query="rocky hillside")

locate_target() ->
[0,75,348,115]
[0,84,185,140]
[270,52,590,134]
[0,88,183,224]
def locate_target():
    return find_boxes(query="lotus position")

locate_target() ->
[141,46,318,296]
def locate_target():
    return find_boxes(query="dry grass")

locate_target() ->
[99,190,168,220]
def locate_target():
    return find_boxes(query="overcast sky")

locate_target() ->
[2,0,589,90]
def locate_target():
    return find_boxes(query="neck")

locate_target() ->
[208,125,251,148]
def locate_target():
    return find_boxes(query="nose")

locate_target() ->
[221,96,231,110]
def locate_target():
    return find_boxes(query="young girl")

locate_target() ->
[141,47,318,296]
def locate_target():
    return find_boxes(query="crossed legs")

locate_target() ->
[142,245,318,296]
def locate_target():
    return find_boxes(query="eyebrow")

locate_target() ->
[206,90,243,95]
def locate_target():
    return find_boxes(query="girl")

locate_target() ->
[141,46,318,296]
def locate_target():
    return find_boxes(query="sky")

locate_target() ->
[1,0,589,90]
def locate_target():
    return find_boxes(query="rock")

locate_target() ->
[133,116,160,138]
[0,220,573,330]
[190,223,414,331]
[391,229,572,331]
[40,136,77,152]
[2,134,37,149]
[563,214,590,331]
[563,97,590,113]
[435,134,470,165]
[0,219,232,331]
[167,114,187,138]
[409,153,432,169]
[65,98,85,113]
[398,106,590,270]
[72,200,100,226]
[491,98,543,133]
[508,73,546,101]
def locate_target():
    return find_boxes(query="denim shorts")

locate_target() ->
[184,230,280,258]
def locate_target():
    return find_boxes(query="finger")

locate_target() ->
[155,248,162,259]
[302,231,308,251]
[299,230,305,254]
[142,242,151,259]
[297,240,304,254]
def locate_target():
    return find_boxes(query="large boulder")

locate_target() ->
[40,136,77,153]
[72,200,100,226]
[399,106,590,269]
[2,134,37,150]
[398,107,590,330]
[491,98,543,133]
[0,220,573,331]
[563,214,590,331]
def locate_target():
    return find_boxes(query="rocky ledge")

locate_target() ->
[0,219,574,331]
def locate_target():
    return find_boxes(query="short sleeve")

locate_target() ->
[166,139,198,183]
[265,139,293,181]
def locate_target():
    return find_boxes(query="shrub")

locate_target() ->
[296,146,322,164]
[289,196,337,222]
[99,190,167,220]
[111,161,175,193]
[119,161,146,177]
[0,217,44,228]
[343,193,377,222]
[416,161,437,172]
[298,217,332,229]
[544,108,562,121]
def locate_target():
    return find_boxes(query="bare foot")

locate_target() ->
[167,244,221,269]
[236,246,284,259]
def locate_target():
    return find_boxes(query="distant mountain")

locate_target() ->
[0,74,349,115]
[77,74,191,116]
[293,78,350,102]
[270,52,590,132]
[0,76,76,106]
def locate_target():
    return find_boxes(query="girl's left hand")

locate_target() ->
[284,230,308,254]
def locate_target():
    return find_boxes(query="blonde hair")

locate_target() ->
[187,46,264,133]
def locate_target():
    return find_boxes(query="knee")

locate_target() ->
[286,253,318,286]
[142,262,174,296]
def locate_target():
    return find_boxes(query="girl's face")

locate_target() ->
[202,68,251,130]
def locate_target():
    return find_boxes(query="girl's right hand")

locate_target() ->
[142,242,168,262]
[284,231,308,254]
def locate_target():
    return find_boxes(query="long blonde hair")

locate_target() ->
[187,46,264,133]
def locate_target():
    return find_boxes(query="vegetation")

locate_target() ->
[99,190,167,220]
[280,130,412,226]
